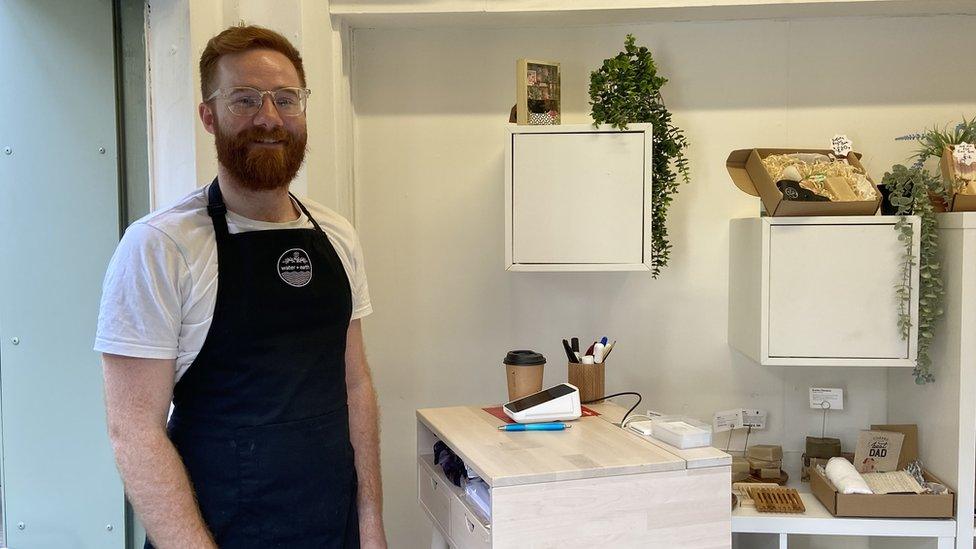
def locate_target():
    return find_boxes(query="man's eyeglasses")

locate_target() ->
[206,86,311,117]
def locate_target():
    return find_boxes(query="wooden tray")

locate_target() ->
[753,487,806,513]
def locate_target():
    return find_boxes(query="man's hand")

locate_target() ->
[345,320,387,548]
[102,354,217,549]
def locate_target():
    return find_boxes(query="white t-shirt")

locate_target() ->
[94,183,372,383]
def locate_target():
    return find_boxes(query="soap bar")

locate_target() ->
[825,176,857,201]
[806,436,842,459]
[732,457,751,482]
[760,467,781,479]
[732,456,750,474]
[748,458,781,470]
[748,445,784,461]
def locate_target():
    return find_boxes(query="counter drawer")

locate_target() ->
[418,460,452,534]
[450,497,491,549]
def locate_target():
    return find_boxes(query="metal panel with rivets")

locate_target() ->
[0,1,125,547]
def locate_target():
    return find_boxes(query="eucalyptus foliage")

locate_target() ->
[589,34,689,278]
[882,164,945,384]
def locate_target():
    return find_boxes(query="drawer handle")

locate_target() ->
[465,516,475,533]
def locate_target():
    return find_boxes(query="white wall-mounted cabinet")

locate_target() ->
[504,123,652,272]
[728,216,919,367]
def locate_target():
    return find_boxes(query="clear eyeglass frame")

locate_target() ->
[206,86,312,117]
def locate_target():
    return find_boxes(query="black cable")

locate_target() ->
[582,392,642,426]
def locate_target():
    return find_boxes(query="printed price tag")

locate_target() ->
[713,408,767,431]
[954,142,976,166]
[810,387,844,410]
[742,409,767,429]
[831,134,853,157]
[713,409,743,432]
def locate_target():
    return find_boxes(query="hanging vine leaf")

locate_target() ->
[589,34,689,278]
[882,164,945,384]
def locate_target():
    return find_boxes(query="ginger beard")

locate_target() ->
[214,115,308,191]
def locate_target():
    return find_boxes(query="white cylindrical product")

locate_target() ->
[593,343,605,363]
[581,355,594,365]
[825,457,873,495]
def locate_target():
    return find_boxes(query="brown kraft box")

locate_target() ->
[939,145,976,211]
[810,462,954,518]
[726,148,882,217]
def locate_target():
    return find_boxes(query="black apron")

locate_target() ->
[145,180,359,548]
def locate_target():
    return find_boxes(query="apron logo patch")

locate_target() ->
[277,248,313,287]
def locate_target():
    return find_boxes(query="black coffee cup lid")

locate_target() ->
[504,350,545,366]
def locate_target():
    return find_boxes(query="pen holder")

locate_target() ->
[568,361,604,403]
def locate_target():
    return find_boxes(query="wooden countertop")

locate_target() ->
[417,405,687,487]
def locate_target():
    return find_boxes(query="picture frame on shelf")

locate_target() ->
[516,58,560,126]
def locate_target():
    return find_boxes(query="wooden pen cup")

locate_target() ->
[568,361,605,403]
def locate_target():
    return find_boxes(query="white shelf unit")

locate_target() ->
[886,212,976,549]
[733,492,956,549]
[730,213,976,549]
[731,449,957,548]
[504,124,653,272]
[330,0,976,28]
[729,216,920,367]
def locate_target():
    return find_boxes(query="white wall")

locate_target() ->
[350,14,976,548]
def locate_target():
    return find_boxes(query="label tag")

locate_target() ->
[810,387,844,410]
[831,134,853,157]
[713,409,743,432]
[713,408,767,431]
[742,409,767,429]
[954,142,976,166]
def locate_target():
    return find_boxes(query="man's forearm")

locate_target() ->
[348,374,384,542]
[110,428,216,549]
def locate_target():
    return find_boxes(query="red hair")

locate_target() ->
[199,24,305,99]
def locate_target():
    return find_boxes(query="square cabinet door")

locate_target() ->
[766,221,915,364]
[728,216,919,368]
[505,124,651,271]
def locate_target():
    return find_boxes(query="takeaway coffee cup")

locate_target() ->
[503,350,546,401]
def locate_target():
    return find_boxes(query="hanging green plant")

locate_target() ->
[881,164,945,384]
[589,34,689,278]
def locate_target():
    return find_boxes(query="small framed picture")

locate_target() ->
[516,58,560,125]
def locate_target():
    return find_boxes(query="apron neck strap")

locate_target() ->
[289,192,323,233]
[206,178,324,237]
[207,178,230,241]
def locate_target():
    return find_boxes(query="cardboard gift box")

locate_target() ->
[726,148,882,216]
[939,145,976,211]
[810,461,954,518]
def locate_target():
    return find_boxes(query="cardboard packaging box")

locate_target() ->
[939,145,976,211]
[810,456,954,518]
[811,424,951,517]
[726,148,882,216]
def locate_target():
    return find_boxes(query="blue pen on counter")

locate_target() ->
[497,422,572,431]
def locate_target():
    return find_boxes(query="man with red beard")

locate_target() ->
[94,25,385,549]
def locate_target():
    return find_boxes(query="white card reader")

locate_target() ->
[503,383,582,424]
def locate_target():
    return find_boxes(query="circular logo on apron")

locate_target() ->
[277,248,313,287]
